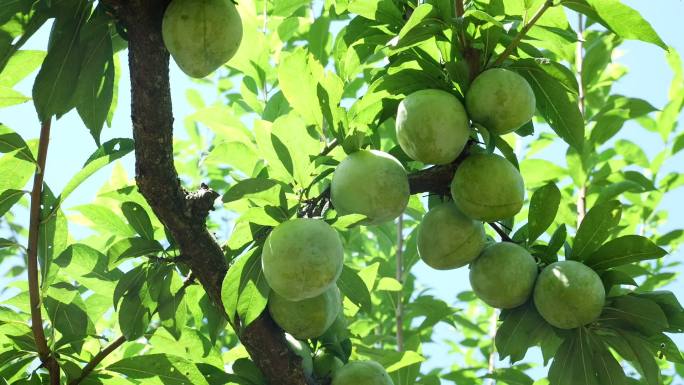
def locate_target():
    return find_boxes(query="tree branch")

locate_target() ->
[395,215,404,352]
[68,336,126,385]
[487,222,515,243]
[575,13,587,225]
[27,119,60,384]
[492,0,554,66]
[113,1,311,384]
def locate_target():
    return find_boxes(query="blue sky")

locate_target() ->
[1,0,683,382]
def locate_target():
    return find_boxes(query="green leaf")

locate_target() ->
[496,301,559,363]
[38,184,68,286]
[0,50,45,88]
[74,9,115,145]
[519,159,566,186]
[277,48,323,128]
[588,332,627,385]
[222,178,280,203]
[54,244,121,294]
[0,189,24,217]
[60,138,134,203]
[527,182,561,243]
[614,140,649,168]
[583,0,667,50]
[0,86,29,108]
[113,264,147,310]
[391,4,445,51]
[611,331,661,385]
[572,200,622,261]
[118,293,151,340]
[0,238,21,249]
[204,141,259,176]
[600,295,669,336]
[338,264,372,312]
[121,202,155,240]
[107,354,210,385]
[483,368,533,385]
[634,291,684,333]
[511,59,584,151]
[222,248,260,325]
[107,237,164,267]
[548,328,600,385]
[584,235,667,271]
[44,284,93,345]
[235,252,270,327]
[590,96,658,144]
[71,203,136,238]
[0,124,35,163]
[32,3,90,121]
[347,0,404,26]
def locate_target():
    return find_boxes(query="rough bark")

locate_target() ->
[108,1,311,384]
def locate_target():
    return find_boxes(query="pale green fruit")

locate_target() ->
[162,0,243,78]
[469,243,538,309]
[396,89,470,164]
[417,202,486,270]
[285,334,313,377]
[331,150,409,224]
[450,153,524,221]
[319,310,349,344]
[466,68,536,135]
[262,218,343,301]
[332,361,394,385]
[533,261,605,329]
[269,286,341,340]
[313,351,344,379]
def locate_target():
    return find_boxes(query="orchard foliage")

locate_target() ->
[0,0,683,384]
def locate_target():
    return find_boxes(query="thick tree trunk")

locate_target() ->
[108,1,312,384]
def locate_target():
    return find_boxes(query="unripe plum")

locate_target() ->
[332,361,394,385]
[269,286,341,340]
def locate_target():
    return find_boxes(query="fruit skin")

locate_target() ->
[313,351,344,379]
[396,89,470,165]
[331,150,410,224]
[417,201,486,270]
[450,152,524,221]
[469,242,538,309]
[466,68,536,135]
[269,286,341,340]
[332,361,394,385]
[262,218,344,301]
[533,260,606,329]
[285,334,313,377]
[162,0,243,78]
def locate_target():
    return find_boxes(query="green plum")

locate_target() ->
[313,350,344,379]
[417,201,486,270]
[450,152,524,221]
[162,0,243,78]
[396,89,470,164]
[332,361,394,385]
[533,260,605,329]
[269,286,341,340]
[469,242,538,309]
[262,218,343,301]
[331,150,409,224]
[466,68,536,135]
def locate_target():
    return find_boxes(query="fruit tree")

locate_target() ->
[0,0,683,384]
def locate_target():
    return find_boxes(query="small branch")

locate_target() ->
[492,0,554,66]
[575,13,587,225]
[484,309,499,385]
[395,214,404,352]
[68,336,126,385]
[455,0,464,17]
[27,119,60,384]
[487,222,514,243]
[319,138,339,158]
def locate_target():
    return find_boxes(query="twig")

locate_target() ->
[575,13,587,225]
[455,0,464,17]
[27,119,60,384]
[484,309,499,385]
[319,138,339,157]
[395,214,405,352]
[492,0,554,66]
[68,336,126,385]
[487,222,515,243]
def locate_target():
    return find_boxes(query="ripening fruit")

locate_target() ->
[262,218,343,301]
[313,351,344,379]
[269,286,341,340]
[533,261,605,329]
[332,361,394,385]
[395,89,470,164]
[319,310,349,344]
[285,334,313,377]
[417,201,486,270]
[469,243,538,309]
[331,150,410,224]
[466,68,536,135]
[162,0,243,78]
[450,152,524,221]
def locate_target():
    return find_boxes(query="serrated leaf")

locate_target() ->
[584,235,667,271]
[121,202,154,240]
[527,182,561,243]
[572,200,622,261]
